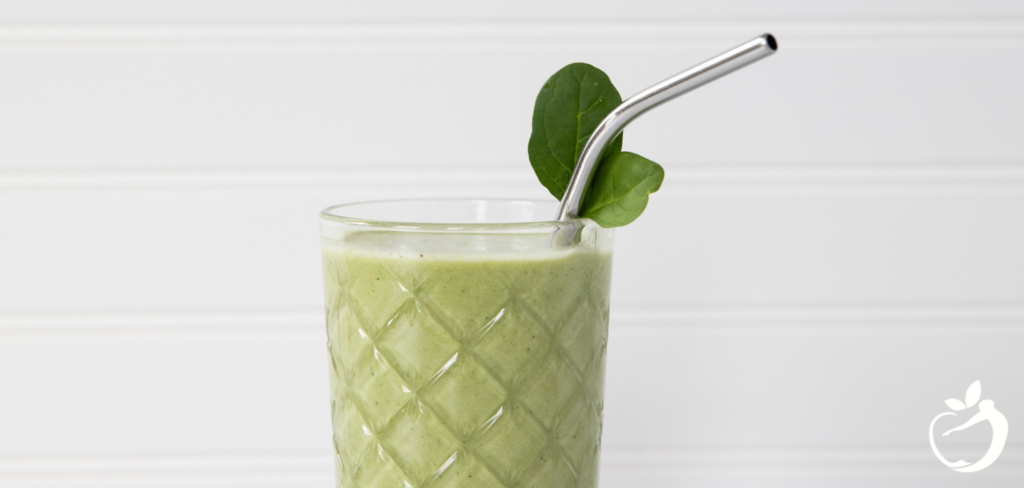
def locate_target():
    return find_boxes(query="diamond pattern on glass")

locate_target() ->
[469,402,549,485]
[416,269,511,342]
[577,452,601,488]
[585,347,608,415]
[377,400,462,486]
[345,267,411,337]
[347,348,413,433]
[333,393,374,469]
[586,258,613,312]
[322,263,349,313]
[470,301,550,387]
[419,352,506,439]
[557,295,604,378]
[510,263,589,332]
[351,444,412,488]
[324,246,613,488]
[517,350,583,429]
[555,397,601,474]
[375,300,460,390]
[423,450,505,488]
[328,302,374,377]
[333,442,344,487]
[517,443,579,488]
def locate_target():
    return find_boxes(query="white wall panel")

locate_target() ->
[3,174,1023,485]
[3,1,1024,486]
[3,174,1023,312]
[0,328,330,456]
[2,316,1023,486]
[1,42,1022,171]
[2,1,1023,23]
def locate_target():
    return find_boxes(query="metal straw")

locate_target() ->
[555,33,778,222]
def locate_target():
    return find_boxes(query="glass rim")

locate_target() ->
[319,198,592,230]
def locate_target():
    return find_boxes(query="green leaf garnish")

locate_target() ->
[528,63,623,201]
[528,63,663,227]
[580,152,664,227]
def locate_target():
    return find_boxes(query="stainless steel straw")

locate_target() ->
[555,33,778,222]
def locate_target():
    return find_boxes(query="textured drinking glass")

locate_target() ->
[320,199,614,488]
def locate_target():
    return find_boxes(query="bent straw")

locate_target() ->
[555,33,778,222]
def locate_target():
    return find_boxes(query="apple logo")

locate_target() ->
[929,380,1009,473]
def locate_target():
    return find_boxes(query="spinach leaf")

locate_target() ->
[580,152,664,227]
[528,63,622,200]
[527,62,663,227]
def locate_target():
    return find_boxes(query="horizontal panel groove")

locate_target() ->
[601,446,1024,474]
[4,304,1024,336]
[0,310,324,335]
[1,19,1024,46]
[4,165,1024,194]
[2,447,1022,479]
[0,452,331,477]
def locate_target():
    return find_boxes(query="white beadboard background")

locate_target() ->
[2,1,1024,487]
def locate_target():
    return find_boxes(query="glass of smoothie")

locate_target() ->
[320,198,613,488]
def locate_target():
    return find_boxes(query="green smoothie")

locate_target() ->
[322,232,612,488]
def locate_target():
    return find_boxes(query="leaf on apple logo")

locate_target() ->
[965,380,981,408]
[945,398,967,411]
